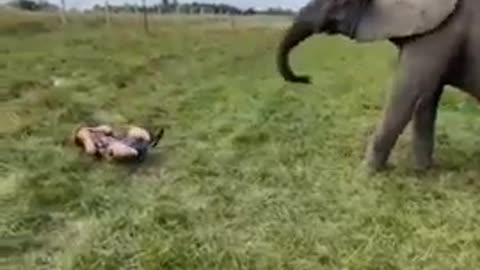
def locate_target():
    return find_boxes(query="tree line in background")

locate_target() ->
[4,0,295,15]
[5,0,59,11]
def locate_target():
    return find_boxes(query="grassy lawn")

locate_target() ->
[2,11,480,270]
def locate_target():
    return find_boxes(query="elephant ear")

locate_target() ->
[354,0,458,42]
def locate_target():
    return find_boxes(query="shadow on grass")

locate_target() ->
[115,148,169,177]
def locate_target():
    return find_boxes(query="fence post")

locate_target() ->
[104,1,111,27]
[59,0,67,25]
[229,11,235,29]
[142,0,150,34]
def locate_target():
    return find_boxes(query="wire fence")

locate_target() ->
[0,0,294,35]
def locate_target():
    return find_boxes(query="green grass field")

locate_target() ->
[3,11,480,270]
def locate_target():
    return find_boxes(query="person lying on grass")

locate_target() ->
[73,124,164,162]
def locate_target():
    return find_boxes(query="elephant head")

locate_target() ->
[277,0,459,83]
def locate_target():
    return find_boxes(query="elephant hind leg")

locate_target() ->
[365,46,453,172]
[412,87,444,171]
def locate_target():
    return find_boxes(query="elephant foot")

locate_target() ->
[413,145,434,172]
[413,157,434,172]
[357,158,392,177]
[364,159,389,174]
[361,156,389,175]
[364,143,390,174]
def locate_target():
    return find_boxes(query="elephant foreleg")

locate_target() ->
[412,87,444,171]
[364,49,448,172]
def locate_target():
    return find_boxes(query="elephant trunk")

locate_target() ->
[276,21,315,84]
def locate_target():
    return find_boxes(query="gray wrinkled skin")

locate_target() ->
[276,0,480,172]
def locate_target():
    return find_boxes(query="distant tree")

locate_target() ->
[83,1,293,16]
[7,0,38,10]
[243,7,256,15]
[7,0,59,11]
[258,7,294,16]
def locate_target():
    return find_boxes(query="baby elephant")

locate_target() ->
[276,0,480,172]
